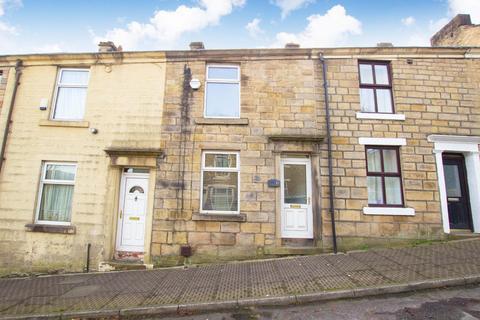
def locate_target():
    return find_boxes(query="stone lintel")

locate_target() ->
[267,135,325,143]
[104,147,164,158]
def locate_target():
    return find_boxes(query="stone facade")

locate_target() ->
[321,48,480,249]
[153,50,326,265]
[0,52,166,274]
[0,45,479,274]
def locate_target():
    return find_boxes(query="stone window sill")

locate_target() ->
[195,118,249,125]
[363,207,415,216]
[356,112,405,121]
[39,119,90,128]
[192,213,246,222]
[25,223,76,234]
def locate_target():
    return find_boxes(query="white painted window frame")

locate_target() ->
[204,64,241,119]
[200,151,240,215]
[428,135,480,234]
[35,162,77,226]
[50,68,90,121]
[359,137,415,216]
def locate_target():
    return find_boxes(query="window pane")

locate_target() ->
[360,88,375,112]
[376,89,393,113]
[283,164,307,204]
[60,70,89,85]
[383,149,398,173]
[444,164,462,197]
[367,176,384,205]
[38,184,73,222]
[385,177,402,205]
[359,64,373,84]
[45,164,76,181]
[205,82,240,117]
[54,87,87,120]
[367,149,382,172]
[205,153,237,168]
[207,67,238,80]
[374,65,389,85]
[202,171,238,211]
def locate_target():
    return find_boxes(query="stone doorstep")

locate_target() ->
[448,230,480,240]
[98,261,151,272]
[264,246,325,256]
[99,251,150,272]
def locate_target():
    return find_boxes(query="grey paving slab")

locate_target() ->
[0,239,479,318]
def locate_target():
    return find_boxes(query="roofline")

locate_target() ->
[0,46,478,66]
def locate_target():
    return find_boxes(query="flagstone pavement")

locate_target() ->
[1,239,480,318]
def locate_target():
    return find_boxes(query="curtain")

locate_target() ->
[54,87,87,120]
[39,184,73,222]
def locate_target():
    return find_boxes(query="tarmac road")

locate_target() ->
[165,284,480,320]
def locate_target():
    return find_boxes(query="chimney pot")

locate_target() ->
[98,41,118,52]
[285,43,300,49]
[190,42,205,50]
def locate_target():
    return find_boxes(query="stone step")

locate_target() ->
[447,230,480,240]
[264,246,325,256]
[98,260,149,272]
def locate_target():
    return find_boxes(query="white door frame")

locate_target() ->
[280,157,313,238]
[428,135,480,234]
[116,170,150,252]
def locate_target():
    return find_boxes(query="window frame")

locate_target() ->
[358,60,395,114]
[200,151,240,214]
[204,64,241,119]
[35,162,77,226]
[50,68,90,121]
[365,146,404,207]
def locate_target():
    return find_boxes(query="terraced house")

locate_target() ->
[0,16,479,274]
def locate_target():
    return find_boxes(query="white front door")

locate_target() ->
[116,172,149,252]
[281,158,313,238]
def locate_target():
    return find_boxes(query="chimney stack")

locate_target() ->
[376,42,394,47]
[189,42,205,50]
[285,43,300,49]
[98,41,119,52]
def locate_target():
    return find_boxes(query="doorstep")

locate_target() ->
[448,229,480,240]
[264,246,325,256]
[98,260,152,272]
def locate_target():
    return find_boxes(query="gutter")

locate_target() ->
[0,59,22,173]
[319,53,338,254]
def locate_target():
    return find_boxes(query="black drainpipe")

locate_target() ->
[320,53,338,254]
[0,59,23,173]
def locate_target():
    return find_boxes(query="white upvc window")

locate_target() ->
[35,162,77,225]
[200,151,240,214]
[204,65,240,118]
[51,68,90,120]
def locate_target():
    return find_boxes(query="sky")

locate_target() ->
[0,0,479,54]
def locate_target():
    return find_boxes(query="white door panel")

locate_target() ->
[116,174,149,252]
[281,158,313,238]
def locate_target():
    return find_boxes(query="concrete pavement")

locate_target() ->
[1,239,480,319]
